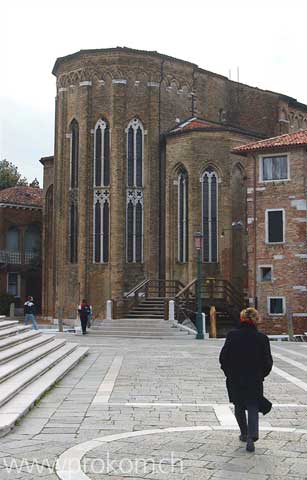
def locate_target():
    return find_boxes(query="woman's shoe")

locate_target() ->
[246,438,255,452]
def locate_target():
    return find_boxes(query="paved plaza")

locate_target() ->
[0,333,307,478]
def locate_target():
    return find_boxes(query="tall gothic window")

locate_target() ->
[94,119,110,187]
[126,118,144,262]
[93,119,110,264]
[127,118,143,188]
[93,191,110,263]
[69,203,78,263]
[202,167,218,262]
[178,171,188,262]
[70,120,79,189]
[69,119,79,263]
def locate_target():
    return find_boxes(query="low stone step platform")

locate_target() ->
[0,319,88,437]
[0,346,88,436]
[0,330,39,351]
[0,325,32,340]
[90,318,188,338]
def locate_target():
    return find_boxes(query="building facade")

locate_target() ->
[42,47,307,330]
[233,130,307,334]
[0,187,42,312]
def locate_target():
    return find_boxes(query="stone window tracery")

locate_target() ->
[70,119,79,189]
[93,189,109,263]
[126,118,144,263]
[201,167,218,263]
[69,119,79,263]
[94,119,110,187]
[178,170,188,263]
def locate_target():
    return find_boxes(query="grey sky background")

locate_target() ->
[1,0,306,185]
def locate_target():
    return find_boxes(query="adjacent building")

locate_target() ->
[0,186,43,312]
[233,130,307,334]
[41,47,307,332]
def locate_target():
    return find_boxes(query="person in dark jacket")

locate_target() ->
[24,296,39,330]
[78,299,91,335]
[219,307,273,453]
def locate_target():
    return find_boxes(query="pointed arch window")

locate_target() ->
[126,118,144,263]
[178,171,188,262]
[126,118,144,187]
[94,119,110,187]
[126,192,144,263]
[93,191,109,263]
[70,120,79,189]
[69,203,78,263]
[202,167,218,263]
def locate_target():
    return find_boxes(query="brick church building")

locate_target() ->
[41,47,307,334]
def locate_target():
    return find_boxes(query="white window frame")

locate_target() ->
[93,194,110,264]
[94,119,110,187]
[259,153,290,183]
[265,208,285,244]
[177,172,188,263]
[125,118,144,188]
[258,265,273,282]
[267,296,286,316]
[125,194,144,264]
[201,169,219,263]
[7,272,21,298]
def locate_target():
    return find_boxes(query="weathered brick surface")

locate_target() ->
[43,47,307,322]
[245,148,307,334]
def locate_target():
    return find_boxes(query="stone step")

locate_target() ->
[0,346,89,436]
[0,342,78,408]
[0,334,56,365]
[0,321,19,330]
[126,314,164,319]
[0,330,40,352]
[132,307,165,312]
[98,322,171,328]
[0,338,67,384]
[0,325,32,340]
[89,332,187,338]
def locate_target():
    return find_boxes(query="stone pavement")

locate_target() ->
[0,334,307,478]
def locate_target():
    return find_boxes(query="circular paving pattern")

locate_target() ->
[56,426,307,480]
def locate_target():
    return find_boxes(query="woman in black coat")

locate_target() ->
[219,307,273,452]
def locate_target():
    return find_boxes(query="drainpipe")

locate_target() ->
[252,154,257,308]
[158,59,165,282]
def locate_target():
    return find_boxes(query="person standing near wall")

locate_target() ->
[78,299,91,335]
[219,308,273,452]
[24,296,39,330]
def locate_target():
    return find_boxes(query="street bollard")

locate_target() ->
[106,300,112,320]
[9,302,15,318]
[169,300,177,327]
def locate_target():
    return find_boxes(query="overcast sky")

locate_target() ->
[1,0,306,185]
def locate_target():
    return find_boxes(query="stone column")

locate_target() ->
[53,87,68,318]
[146,82,161,280]
[78,81,92,302]
[110,79,127,314]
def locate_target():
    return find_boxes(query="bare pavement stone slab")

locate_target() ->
[0,335,306,478]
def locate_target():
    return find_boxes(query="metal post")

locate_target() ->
[196,248,204,339]
[57,306,63,333]
[106,300,112,321]
[169,300,177,327]
[287,306,294,341]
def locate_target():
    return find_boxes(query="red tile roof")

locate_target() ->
[167,117,263,139]
[232,129,307,155]
[0,187,43,209]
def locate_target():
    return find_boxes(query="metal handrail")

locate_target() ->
[175,278,197,299]
[124,278,149,298]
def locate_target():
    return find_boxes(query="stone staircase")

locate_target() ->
[91,318,189,339]
[124,297,165,319]
[0,318,88,436]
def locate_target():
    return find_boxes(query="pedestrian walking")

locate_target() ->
[87,305,93,328]
[219,307,273,452]
[78,299,91,335]
[24,296,39,330]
